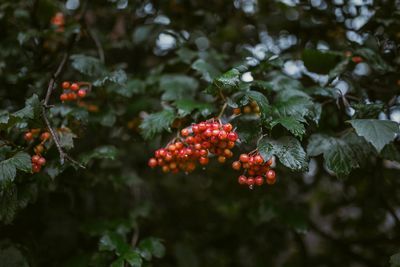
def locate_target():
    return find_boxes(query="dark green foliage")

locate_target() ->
[1,1,400,267]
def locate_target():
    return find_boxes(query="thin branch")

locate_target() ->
[41,3,89,167]
[217,102,228,119]
[86,27,105,63]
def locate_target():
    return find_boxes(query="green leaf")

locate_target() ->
[99,232,130,255]
[81,146,118,164]
[191,59,220,82]
[138,238,165,260]
[270,117,306,139]
[355,48,394,74]
[114,79,145,97]
[124,251,143,267]
[58,130,77,149]
[273,96,313,120]
[390,251,400,267]
[13,94,40,120]
[352,103,384,119]
[258,136,308,171]
[307,133,374,177]
[111,258,125,267]
[245,90,269,116]
[266,72,303,92]
[175,99,214,117]
[348,119,399,152]
[210,68,240,94]
[140,109,176,140]
[302,49,342,74]
[94,69,127,86]
[0,152,31,183]
[381,143,400,162]
[160,75,198,101]
[71,54,106,77]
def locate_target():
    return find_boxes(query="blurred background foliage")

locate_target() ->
[1,0,400,266]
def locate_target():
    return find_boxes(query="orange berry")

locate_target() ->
[70,83,79,91]
[62,81,70,89]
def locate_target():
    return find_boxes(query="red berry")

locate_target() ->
[198,123,207,131]
[181,128,189,137]
[38,157,46,166]
[192,125,200,133]
[218,131,228,140]
[32,164,41,173]
[148,158,157,168]
[233,108,241,115]
[266,177,276,185]
[62,81,70,89]
[40,132,51,141]
[238,175,247,184]
[60,93,68,101]
[31,155,40,163]
[351,56,363,63]
[70,83,80,91]
[24,132,33,141]
[232,161,241,170]
[247,177,255,186]
[266,169,276,180]
[227,132,238,141]
[255,176,264,186]
[266,158,273,166]
[239,154,249,163]
[77,89,86,98]
[254,155,263,164]
[68,92,77,100]
[199,157,209,165]
[223,123,233,132]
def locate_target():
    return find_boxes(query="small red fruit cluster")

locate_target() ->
[24,129,51,143]
[60,82,87,102]
[31,154,46,173]
[232,152,276,188]
[148,119,239,173]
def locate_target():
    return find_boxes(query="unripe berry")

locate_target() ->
[78,89,86,98]
[162,165,170,173]
[243,106,251,114]
[70,83,80,91]
[24,132,33,141]
[239,154,249,163]
[233,108,241,115]
[62,81,70,89]
[148,158,157,168]
[238,175,247,184]
[232,161,241,170]
[34,144,44,154]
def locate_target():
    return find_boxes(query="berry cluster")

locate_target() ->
[60,82,87,102]
[31,154,46,173]
[51,12,65,32]
[232,152,276,188]
[148,119,239,173]
[24,129,51,172]
[232,100,260,116]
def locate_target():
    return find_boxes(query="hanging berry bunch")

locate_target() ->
[23,129,51,173]
[232,152,276,188]
[60,81,89,102]
[148,119,239,173]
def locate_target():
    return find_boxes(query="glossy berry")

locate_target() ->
[70,83,79,91]
[238,175,247,184]
[232,161,241,170]
[38,157,46,166]
[41,132,51,141]
[68,92,77,100]
[227,132,238,141]
[24,132,33,141]
[148,158,157,168]
[31,155,40,163]
[62,81,70,89]
[223,123,233,132]
[255,176,264,186]
[78,89,87,98]
[239,154,249,163]
[254,155,263,164]
[60,93,68,101]
[181,128,189,137]
[266,169,276,180]
[266,177,276,185]
[247,177,255,186]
